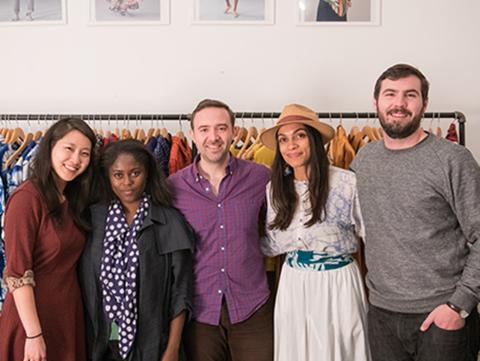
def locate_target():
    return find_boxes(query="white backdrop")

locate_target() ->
[0,0,479,161]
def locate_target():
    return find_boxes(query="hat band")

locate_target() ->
[277,115,316,125]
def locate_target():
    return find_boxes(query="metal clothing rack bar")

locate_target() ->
[0,111,466,146]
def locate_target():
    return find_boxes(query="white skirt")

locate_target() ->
[274,260,371,361]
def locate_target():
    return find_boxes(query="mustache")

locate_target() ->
[387,107,412,116]
[206,140,224,146]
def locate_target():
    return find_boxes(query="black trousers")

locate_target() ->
[368,304,480,361]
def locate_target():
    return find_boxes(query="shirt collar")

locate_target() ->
[191,153,236,183]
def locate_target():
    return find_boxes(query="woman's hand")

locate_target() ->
[23,335,47,361]
[160,347,179,361]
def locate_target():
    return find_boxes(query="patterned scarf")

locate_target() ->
[100,194,149,359]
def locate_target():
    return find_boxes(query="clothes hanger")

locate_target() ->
[244,113,266,160]
[113,114,120,137]
[428,113,434,134]
[348,113,361,143]
[145,116,155,144]
[435,113,443,137]
[6,131,33,168]
[176,115,187,142]
[237,114,258,158]
[122,117,132,140]
[133,115,144,141]
[160,115,169,139]
[232,113,248,148]
[7,127,25,145]
[105,115,112,139]
[360,113,378,142]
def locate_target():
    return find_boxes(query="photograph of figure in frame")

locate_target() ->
[91,0,167,23]
[194,0,273,24]
[298,0,379,24]
[0,0,64,23]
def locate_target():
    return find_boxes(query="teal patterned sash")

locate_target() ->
[285,250,353,271]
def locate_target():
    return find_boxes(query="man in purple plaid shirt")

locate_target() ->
[169,99,273,361]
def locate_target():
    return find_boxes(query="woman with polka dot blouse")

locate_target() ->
[78,139,194,361]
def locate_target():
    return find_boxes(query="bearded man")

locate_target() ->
[350,63,480,361]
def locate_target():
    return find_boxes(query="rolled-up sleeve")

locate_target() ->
[170,249,193,320]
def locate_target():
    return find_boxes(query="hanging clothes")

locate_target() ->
[153,135,172,176]
[446,122,459,143]
[169,136,193,175]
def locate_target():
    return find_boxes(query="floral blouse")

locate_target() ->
[261,166,364,257]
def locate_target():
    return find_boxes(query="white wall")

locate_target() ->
[0,0,479,161]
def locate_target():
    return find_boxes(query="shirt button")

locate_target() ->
[218,289,222,294]
[220,225,224,229]
[205,187,210,192]
[217,203,222,208]
[221,268,225,272]
[221,246,225,251]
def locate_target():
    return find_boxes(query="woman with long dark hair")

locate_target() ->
[259,104,371,361]
[78,139,193,361]
[0,118,96,361]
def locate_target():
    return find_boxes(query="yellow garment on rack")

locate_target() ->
[253,146,275,168]
[243,143,262,160]
[229,144,240,157]
[328,125,356,169]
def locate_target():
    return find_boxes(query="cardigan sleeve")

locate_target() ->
[3,184,42,287]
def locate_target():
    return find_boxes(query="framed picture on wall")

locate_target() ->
[297,0,380,26]
[89,0,170,25]
[193,0,275,24]
[0,0,66,25]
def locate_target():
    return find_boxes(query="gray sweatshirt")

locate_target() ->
[350,133,480,314]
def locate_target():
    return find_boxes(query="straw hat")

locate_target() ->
[259,104,335,150]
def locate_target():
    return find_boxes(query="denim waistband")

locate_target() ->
[285,250,353,271]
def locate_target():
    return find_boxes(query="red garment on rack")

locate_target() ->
[169,136,192,175]
[445,122,458,143]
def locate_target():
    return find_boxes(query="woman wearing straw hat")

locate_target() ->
[259,104,371,361]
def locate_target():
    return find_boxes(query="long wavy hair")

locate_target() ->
[268,125,330,231]
[97,139,172,207]
[29,117,97,231]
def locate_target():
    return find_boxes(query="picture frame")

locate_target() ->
[89,0,170,25]
[0,0,67,25]
[193,0,275,25]
[296,0,380,26]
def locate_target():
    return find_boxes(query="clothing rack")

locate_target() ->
[0,111,466,146]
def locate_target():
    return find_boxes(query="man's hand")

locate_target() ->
[420,304,465,332]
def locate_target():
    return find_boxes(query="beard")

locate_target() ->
[378,106,424,139]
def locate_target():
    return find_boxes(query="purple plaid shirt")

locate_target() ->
[169,155,271,325]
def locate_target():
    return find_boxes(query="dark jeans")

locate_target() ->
[368,304,480,361]
[184,296,273,361]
